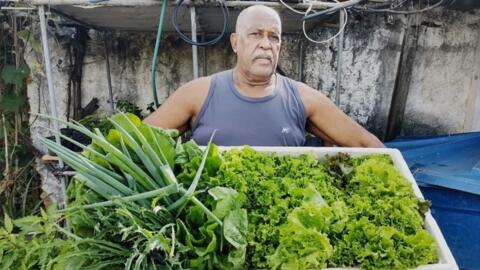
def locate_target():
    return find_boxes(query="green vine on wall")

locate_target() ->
[0,11,42,225]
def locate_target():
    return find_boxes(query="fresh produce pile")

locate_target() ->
[0,113,438,270]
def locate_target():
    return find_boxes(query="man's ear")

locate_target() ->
[230,32,238,53]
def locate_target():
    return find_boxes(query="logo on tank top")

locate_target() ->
[281,127,290,134]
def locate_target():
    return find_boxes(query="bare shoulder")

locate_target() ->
[143,76,212,130]
[294,81,331,117]
[173,76,212,110]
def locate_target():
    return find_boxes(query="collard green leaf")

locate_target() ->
[208,187,241,220]
[223,209,247,249]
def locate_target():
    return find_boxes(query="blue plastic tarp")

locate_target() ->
[386,132,480,270]
[386,132,480,195]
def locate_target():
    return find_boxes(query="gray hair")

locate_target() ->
[235,5,282,34]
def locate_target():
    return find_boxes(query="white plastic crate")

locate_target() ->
[217,146,459,270]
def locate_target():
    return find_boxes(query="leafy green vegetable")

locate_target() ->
[203,148,438,270]
[1,114,438,270]
[267,201,334,270]
[1,112,242,269]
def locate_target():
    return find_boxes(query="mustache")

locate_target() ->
[252,52,273,61]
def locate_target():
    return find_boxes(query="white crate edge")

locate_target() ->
[214,146,459,270]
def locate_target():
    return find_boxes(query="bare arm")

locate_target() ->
[297,82,384,148]
[143,77,211,133]
[306,120,335,146]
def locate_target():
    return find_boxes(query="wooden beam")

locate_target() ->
[386,15,420,141]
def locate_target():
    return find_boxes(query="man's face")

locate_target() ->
[231,10,281,79]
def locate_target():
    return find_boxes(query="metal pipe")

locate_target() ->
[17,0,162,6]
[39,5,63,168]
[297,39,303,81]
[1,7,36,10]
[18,0,343,8]
[335,9,345,107]
[104,32,115,114]
[39,5,67,210]
[190,6,198,79]
[202,33,207,76]
[223,1,339,8]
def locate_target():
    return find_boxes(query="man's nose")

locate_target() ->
[259,34,272,49]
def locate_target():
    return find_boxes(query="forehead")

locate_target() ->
[238,9,281,33]
[244,19,281,33]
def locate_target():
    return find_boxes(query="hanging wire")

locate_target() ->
[278,0,305,15]
[172,0,229,47]
[302,0,361,21]
[302,3,348,44]
[355,0,444,14]
[279,0,349,44]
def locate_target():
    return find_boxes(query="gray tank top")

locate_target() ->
[192,69,307,146]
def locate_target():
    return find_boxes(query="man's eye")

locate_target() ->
[250,33,260,37]
[268,35,279,42]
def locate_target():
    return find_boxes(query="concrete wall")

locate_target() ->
[26,8,480,153]
[298,13,406,139]
[401,9,480,135]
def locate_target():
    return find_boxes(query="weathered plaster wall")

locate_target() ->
[401,9,480,135]
[299,13,405,139]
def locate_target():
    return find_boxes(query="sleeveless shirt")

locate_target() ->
[192,69,307,146]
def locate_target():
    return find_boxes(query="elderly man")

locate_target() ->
[144,5,383,147]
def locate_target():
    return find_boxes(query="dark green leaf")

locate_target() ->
[0,94,26,112]
[1,64,30,86]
